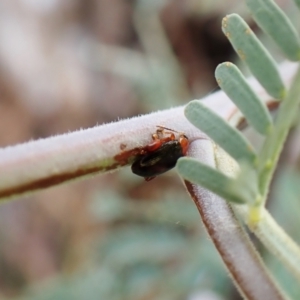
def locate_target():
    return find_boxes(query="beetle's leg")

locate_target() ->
[155,128,164,139]
[152,133,160,140]
[163,132,176,140]
[145,138,162,152]
[145,127,177,152]
[157,128,176,141]
[144,130,163,152]
[179,134,189,155]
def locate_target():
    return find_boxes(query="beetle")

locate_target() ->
[131,126,189,181]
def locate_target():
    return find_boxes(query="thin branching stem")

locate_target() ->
[235,205,300,282]
[0,61,296,202]
[258,66,300,201]
[184,140,288,300]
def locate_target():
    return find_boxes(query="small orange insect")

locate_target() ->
[131,126,189,181]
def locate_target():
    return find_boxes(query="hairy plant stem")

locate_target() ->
[258,66,300,202]
[0,61,296,202]
[234,205,300,282]
[185,140,288,300]
[215,146,300,285]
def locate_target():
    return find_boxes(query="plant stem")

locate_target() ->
[0,61,296,201]
[185,140,288,300]
[258,66,300,202]
[215,145,300,284]
[234,205,300,282]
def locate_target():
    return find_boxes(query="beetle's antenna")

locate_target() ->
[156,125,183,134]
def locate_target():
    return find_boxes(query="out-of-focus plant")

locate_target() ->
[0,0,300,299]
[178,0,300,298]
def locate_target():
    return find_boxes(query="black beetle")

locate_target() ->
[131,127,189,181]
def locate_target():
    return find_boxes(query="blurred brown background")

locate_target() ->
[0,1,299,300]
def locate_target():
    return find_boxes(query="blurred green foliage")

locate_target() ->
[15,184,235,300]
[0,0,299,299]
[266,167,300,300]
